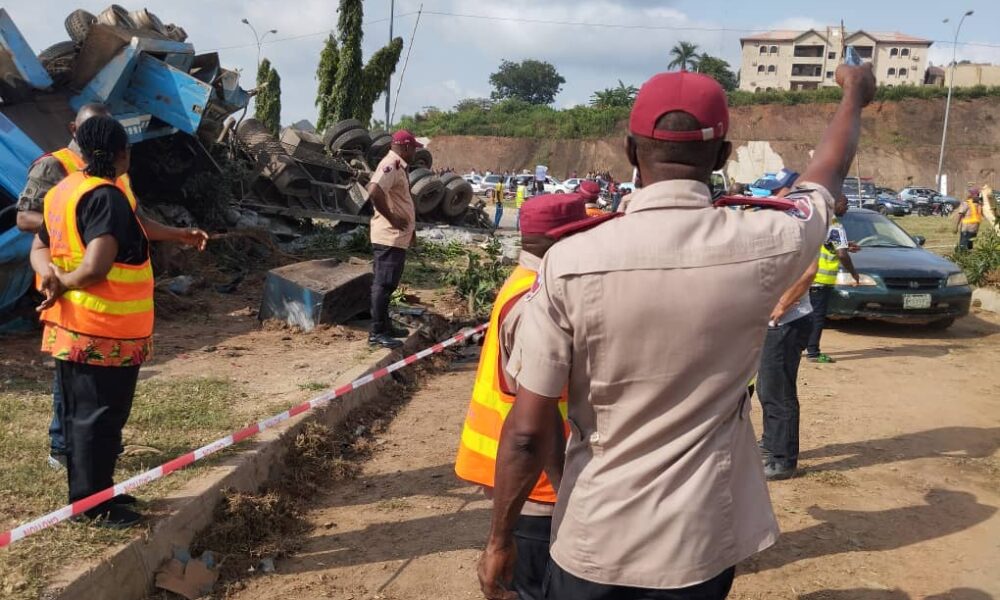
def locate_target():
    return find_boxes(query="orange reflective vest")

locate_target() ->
[585,205,603,217]
[40,171,154,339]
[47,147,139,211]
[454,266,569,503]
[962,200,982,226]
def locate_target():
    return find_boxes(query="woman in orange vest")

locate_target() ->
[30,116,154,528]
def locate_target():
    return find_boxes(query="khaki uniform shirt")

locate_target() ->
[369,150,416,248]
[956,201,981,234]
[15,141,83,214]
[507,179,833,589]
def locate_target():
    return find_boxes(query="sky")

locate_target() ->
[6,0,1000,128]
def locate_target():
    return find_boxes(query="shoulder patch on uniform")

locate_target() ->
[383,165,393,173]
[782,194,814,221]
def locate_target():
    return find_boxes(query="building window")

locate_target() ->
[759,45,767,55]
[899,68,908,78]
[826,71,833,78]
[757,65,765,74]
[769,45,778,55]
[890,48,899,57]
[767,65,776,73]
[888,67,896,76]
[828,51,836,60]
[901,48,910,57]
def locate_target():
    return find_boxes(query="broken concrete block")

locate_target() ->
[258,258,373,331]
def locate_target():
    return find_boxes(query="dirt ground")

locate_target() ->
[222,309,1000,600]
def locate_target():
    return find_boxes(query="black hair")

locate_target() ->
[76,115,128,180]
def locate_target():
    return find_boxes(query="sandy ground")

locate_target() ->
[221,309,1000,600]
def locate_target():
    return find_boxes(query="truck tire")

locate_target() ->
[129,9,165,33]
[97,4,137,29]
[411,176,444,216]
[38,41,77,82]
[367,132,392,167]
[408,168,433,187]
[412,147,433,170]
[329,128,371,153]
[323,119,363,148]
[440,178,474,217]
[65,10,96,43]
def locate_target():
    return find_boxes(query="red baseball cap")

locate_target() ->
[392,130,424,148]
[629,71,729,142]
[578,180,601,201]
[519,194,588,236]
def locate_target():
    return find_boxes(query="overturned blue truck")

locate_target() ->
[0,7,251,317]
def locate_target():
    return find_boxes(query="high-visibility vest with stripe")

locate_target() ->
[515,185,527,208]
[814,221,842,286]
[962,200,982,226]
[40,171,154,339]
[46,147,139,211]
[454,266,568,503]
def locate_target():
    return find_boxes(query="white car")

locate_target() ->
[463,173,485,194]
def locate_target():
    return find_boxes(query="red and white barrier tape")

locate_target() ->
[0,323,488,549]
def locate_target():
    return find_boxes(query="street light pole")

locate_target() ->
[241,18,278,70]
[935,9,973,193]
[385,0,394,129]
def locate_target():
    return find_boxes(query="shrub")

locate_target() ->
[950,228,1000,288]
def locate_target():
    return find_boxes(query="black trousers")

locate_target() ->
[958,230,977,251]
[513,515,552,600]
[805,285,832,358]
[57,360,139,505]
[370,244,407,334]
[543,561,735,600]
[757,316,811,468]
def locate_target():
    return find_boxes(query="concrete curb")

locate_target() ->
[46,328,442,600]
[973,287,1000,314]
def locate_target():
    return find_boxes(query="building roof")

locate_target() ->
[742,29,932,46]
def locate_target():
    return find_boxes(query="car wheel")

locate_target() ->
[917,206,931,217]
[64,9,96,43]
[927,317,955,330]
[878,205,888,215]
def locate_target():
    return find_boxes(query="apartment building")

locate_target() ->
[739,27,932,92]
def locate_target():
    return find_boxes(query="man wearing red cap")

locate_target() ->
[457,194,611,600]
[366,130,422,349]
[575,180,604,217]
[479,64,876,599]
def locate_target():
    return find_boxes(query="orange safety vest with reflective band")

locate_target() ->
[962,200,982,226]
[454,266,568,503]
[40,171,154,339]
[47,147,139,211]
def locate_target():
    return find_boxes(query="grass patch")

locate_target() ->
[297,382,328,392]
[891,215,957,256]
[0,376,249,600]
[803,470,854,487]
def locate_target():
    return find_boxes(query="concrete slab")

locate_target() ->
[973,287,1000,314]
[46,328,440,600]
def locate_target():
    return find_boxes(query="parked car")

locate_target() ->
[862,195,911,216]
[843,176,877,209]
[826,209,971,328]
[482,174,505,198]
[748,173,778,197]
[563,177,584,191]
[898,186,939,207]
[463,173,485,194]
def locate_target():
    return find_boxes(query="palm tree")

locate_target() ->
[669,41,700,71]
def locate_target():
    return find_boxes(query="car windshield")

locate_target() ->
[484,176,501,184]
[860,181,876,196]
[841,212,918,248]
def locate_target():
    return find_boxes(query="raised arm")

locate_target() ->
[799,64,876,199]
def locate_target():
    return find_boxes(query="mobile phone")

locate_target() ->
[844,46,862,66]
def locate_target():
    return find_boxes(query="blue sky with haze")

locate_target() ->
[6,0,999,127]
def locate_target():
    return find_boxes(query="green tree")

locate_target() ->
[255,58,281,135]
[454,97,494,112]
[589,80,638,108]
[693,54,738,91]
[315,0,404,131]
[668,41,700,71]
[489,59,565,105]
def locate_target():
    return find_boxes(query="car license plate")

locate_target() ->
[903,294,932,309]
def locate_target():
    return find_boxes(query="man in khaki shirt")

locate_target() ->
[478,65,877,600]
[366,130,419,349]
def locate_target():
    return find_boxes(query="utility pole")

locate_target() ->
[241,18,278,69]
[384,0,394,129]
[936,10,974,192]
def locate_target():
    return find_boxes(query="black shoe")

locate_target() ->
[77,504,142,529]
[387,323,409,338]
[758,442,773,465]
[369,332,404,349]
[112,494,138,505]
[763,461,798,481]
[47,453,68,470]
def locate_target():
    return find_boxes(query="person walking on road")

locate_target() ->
[806,194,860,364]
[366,131,420,349]
[478,64,876,600]
[493,183,505,230]
[515,182,528,230]
[30,116,160,528]
[955,188,983,251]
[456,194,605,600]
[17,103,207,469]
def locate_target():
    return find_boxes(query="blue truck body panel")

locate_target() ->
[0,9,52,89]
[124,53,212,134]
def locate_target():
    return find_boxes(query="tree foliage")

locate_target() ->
[668,41,700,71]
[255,58,281,135]
[489,59,565,105]
[315,0,403,131]
[590,80,638,108]
[454,97,495,112]
[693,55,738,91]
